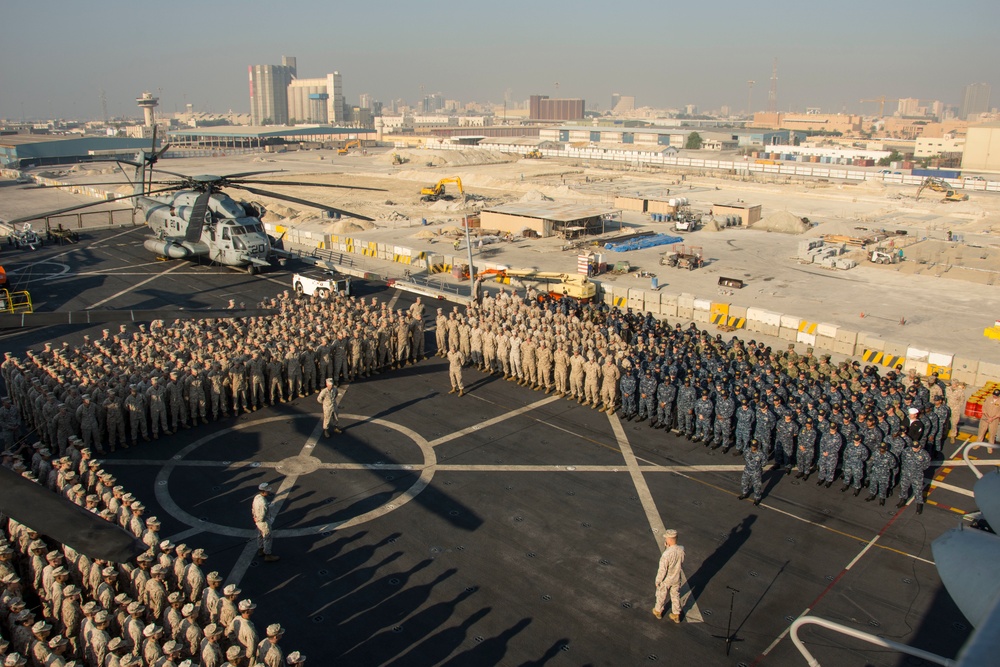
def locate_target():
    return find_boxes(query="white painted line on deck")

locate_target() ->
[164,527,203,544]
[609,412,702,624]
[87,262,185,309]
[427,395,561,448]
[386,288,402,311]
[928,479,975,497]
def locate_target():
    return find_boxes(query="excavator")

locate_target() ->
[915,177,968,202]
[420,177,464,202]
[338,139,361,155]
[477,267,596,303]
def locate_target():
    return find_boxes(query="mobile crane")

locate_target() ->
[420,177,464,202]
[915,177,968,203]
[478,267,596,303]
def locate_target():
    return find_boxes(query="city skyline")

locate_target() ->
[2,0,999,121]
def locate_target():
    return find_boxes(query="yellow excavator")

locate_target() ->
[420,177,464,202]
[338,139,361,155]
[478,267,596,303]
[916,177,968,202]
[524,149,542,159]
[392,153,408,165]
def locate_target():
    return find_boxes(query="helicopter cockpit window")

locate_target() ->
[221,227,230,240]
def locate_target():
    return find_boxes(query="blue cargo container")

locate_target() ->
[912,168,961,179]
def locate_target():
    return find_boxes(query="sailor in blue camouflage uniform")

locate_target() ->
[712,389,735,451]
[737,439,766,506]
[692,391,714,444]
[865,442,898,505]
[654,376,677,430]
[752,403,776,457]
[773,412,799,472]
[896,441,932,514]
[885,424,910,489]
[930,395,950,456]
[637,369,658,424]
[841,433,869,496]
[676,379,696,439]
[817,422,843,488]
[733,400,755,457]
[794,417,817,479]
[619,370,638,421]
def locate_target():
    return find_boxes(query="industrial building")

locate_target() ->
[480,202,619,238]
[287,72,346,124]
[961,123,1000,173]
[166,125,374,150]
[529,95,585,121]
[539,126,687,148]
[0,135,155,169]
[248,56,297,125]
[751,112,863,135]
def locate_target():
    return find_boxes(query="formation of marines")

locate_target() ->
[0,443,306,666]
[0,290,430,455]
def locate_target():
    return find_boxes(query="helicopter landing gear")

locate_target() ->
[247,264,257,276]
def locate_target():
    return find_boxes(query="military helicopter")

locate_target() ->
[7,129,382,274]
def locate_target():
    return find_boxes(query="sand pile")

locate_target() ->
[329,219,374,234]
[752,210,810,234]
[381,210,408,222]
[520,190,554,202]
[413,229,438,240]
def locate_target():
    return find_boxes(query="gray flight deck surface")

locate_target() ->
[0,228,972,666]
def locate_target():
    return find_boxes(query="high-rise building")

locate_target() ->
[961,83,991,120]
[248,56,297,125]
[528,95,585,121]
[611,93,621,110]
[897,98,920,116]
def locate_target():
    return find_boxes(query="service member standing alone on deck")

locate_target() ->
[252,484,280,563]
[653,529,685,623]
[317,379,341,438]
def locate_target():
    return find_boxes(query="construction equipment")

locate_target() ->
[524,149,542,159]
[478,267,596,303]
[869,249,899,265]
[6,223,43,250]
[610,261,631,274]
[916,178,969,202]
[391,153,408,165]
[672,212,700,233]
[420,177,464,202]
[660,244,704,270]
[47,223,80,245]
[337,139,361,155]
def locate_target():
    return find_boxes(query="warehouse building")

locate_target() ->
[710,202,762,226]
[529,95,585,121]
[0,135,154,169]
[480,202,620,238]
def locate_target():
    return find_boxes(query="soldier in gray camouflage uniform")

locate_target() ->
[865,442,897,506]
[738,440,766,506]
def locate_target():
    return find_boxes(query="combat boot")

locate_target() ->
[896,498,907,508]
[669,614,680,624]
[458,389,464,397]
[323,429,330,438]
[864,493,876,502]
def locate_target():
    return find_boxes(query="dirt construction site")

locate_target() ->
[8,145,1000,365]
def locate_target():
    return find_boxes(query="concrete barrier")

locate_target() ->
[884,340,908,358]
[798,320,818,335]
[693,296,711,323]
[833,329,858,356]
[628,288,645,312]
[779,315,800,342]
[858,332,884,351]
[611,286,629,308]
[660,293,678,318]
[677,293,695,321]
[952,356,979,385]
[927,351,953,379]
[906,346,930,362]
[747,308,781,336]
[976,361,1000,387]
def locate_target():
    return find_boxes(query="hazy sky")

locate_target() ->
[3,0,998,120]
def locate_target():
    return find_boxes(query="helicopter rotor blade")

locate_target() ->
[4,185,180,225]
[185,191,213,243]
[232,179,386,192]
[221,170,282,180]
[229,184,375,222]
[45,180,179,187]
[0,467,145,562]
